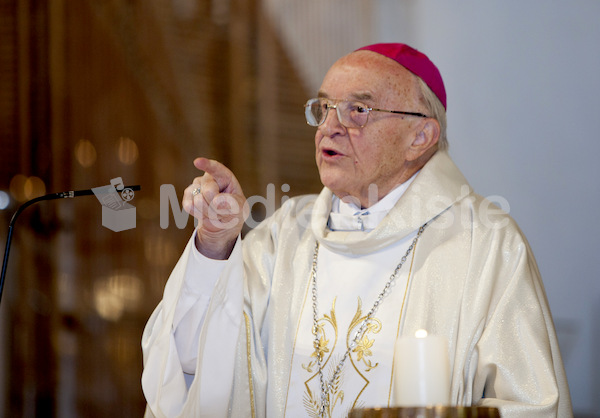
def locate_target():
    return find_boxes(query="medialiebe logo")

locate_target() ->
[91,177,136,232]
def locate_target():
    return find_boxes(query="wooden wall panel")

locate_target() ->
[1,0,322,415]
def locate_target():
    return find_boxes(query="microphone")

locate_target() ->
[0,185,141,307]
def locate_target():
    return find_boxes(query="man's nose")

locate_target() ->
[318,105,346,136]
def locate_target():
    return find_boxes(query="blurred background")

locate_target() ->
[0,0,598,417]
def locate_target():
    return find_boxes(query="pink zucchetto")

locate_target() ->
[356,43,447,109]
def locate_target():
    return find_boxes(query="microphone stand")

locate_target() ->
[0,185,141,308]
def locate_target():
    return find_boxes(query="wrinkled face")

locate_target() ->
[314,51,428,207]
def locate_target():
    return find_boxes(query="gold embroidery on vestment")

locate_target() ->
[244,312,256,418]
[302,297,383,417]
[302,299,341,417]
[348,298,381,410]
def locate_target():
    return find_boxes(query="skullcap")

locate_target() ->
[357,43,446,109]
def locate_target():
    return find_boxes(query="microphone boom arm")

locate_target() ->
[0,185,141,307]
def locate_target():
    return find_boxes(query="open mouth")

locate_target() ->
[323,148,340,156]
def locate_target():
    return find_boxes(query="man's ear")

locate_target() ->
[407,119,440,161]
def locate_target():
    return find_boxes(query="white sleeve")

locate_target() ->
[141,232,244,418]
[173,232,233,374]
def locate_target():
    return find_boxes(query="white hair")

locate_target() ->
[416,77,448,151]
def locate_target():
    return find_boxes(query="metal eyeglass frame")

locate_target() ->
[304,97,429,128]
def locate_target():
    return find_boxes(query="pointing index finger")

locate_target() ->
[193,158,239,194]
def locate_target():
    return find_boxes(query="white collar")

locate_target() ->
[328,173,418,231]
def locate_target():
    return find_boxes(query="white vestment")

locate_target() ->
[142,151,572,417]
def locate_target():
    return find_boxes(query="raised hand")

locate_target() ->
[182,158,248,259]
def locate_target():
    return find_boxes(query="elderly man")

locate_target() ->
[142,43,572,417]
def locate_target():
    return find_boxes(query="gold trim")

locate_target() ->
[387,237,420,405]
[244,312,256,418]
[349,298,381,410]
[283,251,315,416]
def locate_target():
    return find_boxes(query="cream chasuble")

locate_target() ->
[142,151,573,418]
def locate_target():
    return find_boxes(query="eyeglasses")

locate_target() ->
[304,97,428,129]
